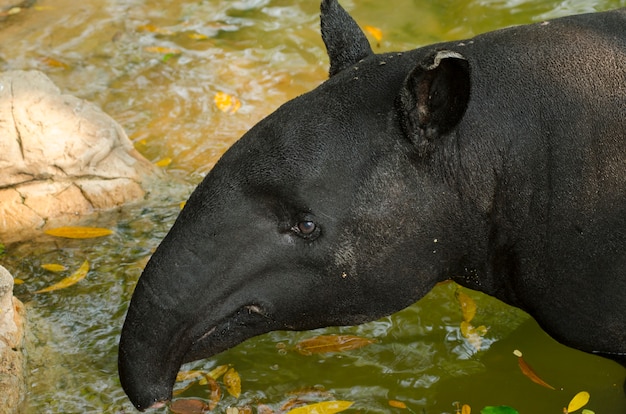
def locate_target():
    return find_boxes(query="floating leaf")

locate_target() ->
[364,25,383,45]
[35,260,89,293]
[198,365,229,384]
[388,400,407,409]
[480,406,519,414]
[13,278,24,285]
[137,24,173,35]
[214,92,241,114]
[456,290,477,322]
[170,399,210,414]
[155,157,172,167]
[144,46,181,55]
[581,410,595,414]
[515,351,555,390]
[44,226,113,239]
[462,404,471,414]
[224,367,241,398]
[296,335,376,355]
[566,391,590,413]
[41,263,67,272]
[286,401,354,414]
[188,32,209,40]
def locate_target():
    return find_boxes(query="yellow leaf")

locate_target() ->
[155,157,172,167]
[188,32,209,40]
[137,24,173,35]
[462,404,471,414]
[460,321,485,351]
[296,335,376,356]
[364,25,383,44]
[224,367,241,398]
[44,226,113,239]
[35,260,89,293]
[144,46,181,55]
[516,353,555,390]
[13,279,24,285]
[41,263,67,272]
[176,370,205,382]
[455,289,477,323]
[180,201,187,210]
[388,400,407,409]
[567,391,590,413]
[197,364,230,385]
[214,92,241,114]
[286,401,354,414]
[40,56,70,69]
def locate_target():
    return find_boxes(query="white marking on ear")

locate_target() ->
[425,50,466,70]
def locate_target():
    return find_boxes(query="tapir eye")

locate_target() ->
[292,219,320,240]
[298,221,316,234]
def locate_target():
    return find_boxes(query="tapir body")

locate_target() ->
[119,0,626,410]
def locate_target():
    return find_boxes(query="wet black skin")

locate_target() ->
[119,0,626,410]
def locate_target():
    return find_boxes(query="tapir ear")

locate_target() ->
[320,0,373,77]
[398,50,471,154]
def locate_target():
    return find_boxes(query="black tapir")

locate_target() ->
[119,0,626,410]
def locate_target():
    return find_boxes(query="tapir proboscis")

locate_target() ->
[119,0,626,410]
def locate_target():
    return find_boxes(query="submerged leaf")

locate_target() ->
[515,351,555,390]
[455,290,477,322]
[224,367,241,398]
[176,370,205,382]
[566,391,590,413]
[144,46,181,55]
[296,335,376,355]
[286,401,354,414]
[44,226,113,239]
[35,260,89,293]
[480,406,519,414]
[205,375,221,410]
[170,399,210,414]
[40,56,70,69]
[388,400,407,409]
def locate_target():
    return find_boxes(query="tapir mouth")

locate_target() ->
[182,304,275,363]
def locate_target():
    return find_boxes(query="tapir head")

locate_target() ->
[119,0,480,410]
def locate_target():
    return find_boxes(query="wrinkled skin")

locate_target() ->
[119,0,626,410]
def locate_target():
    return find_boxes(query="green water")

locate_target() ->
[1,0,625,412]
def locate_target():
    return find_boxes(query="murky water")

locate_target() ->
[1,0,625,412]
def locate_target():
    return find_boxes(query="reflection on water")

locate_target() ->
[1,0,625,412]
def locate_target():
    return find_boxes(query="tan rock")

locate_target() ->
[0,70,158,243]
[0,266,25,414]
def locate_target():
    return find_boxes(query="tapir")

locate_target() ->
[119,0,626,410]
